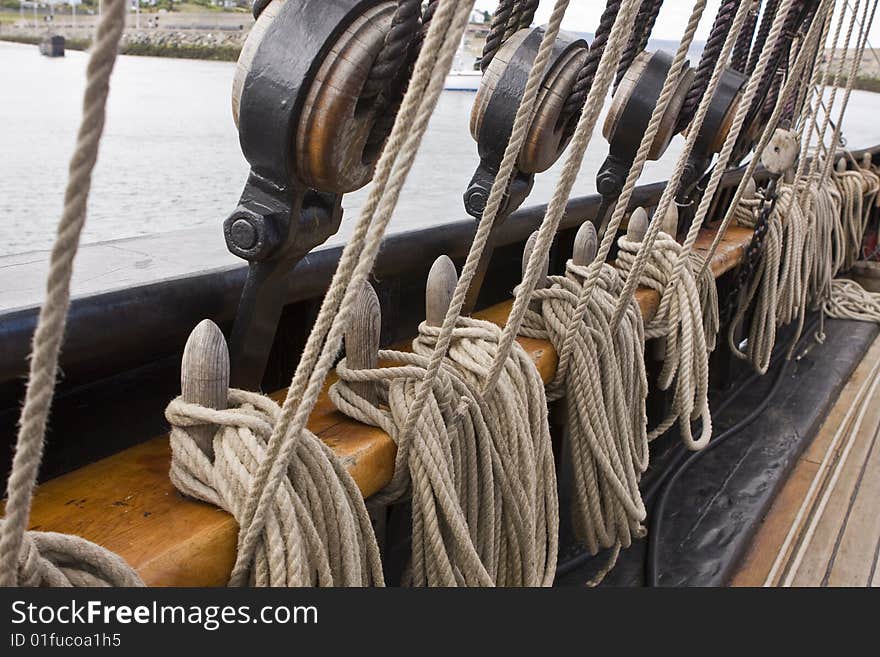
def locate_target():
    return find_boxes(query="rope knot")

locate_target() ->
[165,390,383,587]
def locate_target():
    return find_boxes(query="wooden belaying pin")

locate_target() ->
[522,231,550,312]
[861,152,873,169]
[836,157,848,173]
[742,177,757,201]
[572,221,598,266]
[181,319,229,458]
[626,207,649,242]
[426,255,458,328]
[345,281,382,406]
[659,203,679,238]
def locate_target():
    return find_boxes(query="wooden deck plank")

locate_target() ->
[789,392,880,586]
[4,225,753,586]
[731,337,880,585]
[730,461,820,587]
[825,425,880,586]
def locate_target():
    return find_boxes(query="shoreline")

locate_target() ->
[0,34,242,61]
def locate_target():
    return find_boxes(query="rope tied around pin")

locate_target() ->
[0,0,145,587]
[615,228,713,450]
[165,389,383,587]
[330,314,558,587]
[516,229,648,569]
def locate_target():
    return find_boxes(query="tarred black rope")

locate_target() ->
[675,0,742,133]
[730,0,760,72]
[361,0,423,101]
[747,0,781,75]
[614,0,665,90]
[363,0,436,160]
[563,0,622,117]
[412,0,439,54]
[516,0,540,29]
[482,0,518,70]
[734,0,812,161]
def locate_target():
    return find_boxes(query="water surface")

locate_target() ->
[2,40,879,256]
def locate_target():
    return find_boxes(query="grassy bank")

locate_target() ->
[853,76,880,93]
[0,34,242,61]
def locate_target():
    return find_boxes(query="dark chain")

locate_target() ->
[563,0,622,117]
[615,0,665,91]
[675,0,742,133]
[482,0,518,70]
[724,177,779,323]
[731,0,760,72]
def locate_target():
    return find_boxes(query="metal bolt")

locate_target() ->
[230,218,258,250]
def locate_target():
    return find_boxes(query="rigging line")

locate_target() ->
[695,0,834,280]
[615,0,666,90]
[478,0,647,395]
[393,0,576,457]
[229,0,479,586]
[552,0,712,386]
[844,0,880,68]
[609,0,812,334]
[820,0,879,180]
[609,0,756,331]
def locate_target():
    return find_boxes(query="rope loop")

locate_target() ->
[616,232,713,449]
[331,317,558,586]
[166,390,384,587]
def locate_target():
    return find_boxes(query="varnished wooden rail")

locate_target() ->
[3,225,753,586]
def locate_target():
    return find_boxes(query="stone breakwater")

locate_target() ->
[0,14,252,60]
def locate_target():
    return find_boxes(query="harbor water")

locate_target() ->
[3,39,880,257]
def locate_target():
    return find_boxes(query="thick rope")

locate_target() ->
[481,0,518,70]
[731,0,761,72]
[615,0,665,90]
[330,319,558,586]
[166,390,383,586]
[361,0,423,101]
[616,232,713,449]
[676,0,743,133]
[518,260,648,571]
[0,0,143,587]
[230,0,479,587]
[564,0,622,117]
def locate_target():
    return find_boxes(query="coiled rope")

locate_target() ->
[616,231,713,449]
[0,0,143,587]
[330,319,558,586]
[517,243,648,575]
[166,390,384,586]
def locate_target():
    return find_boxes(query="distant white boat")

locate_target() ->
[445,36,481,92]
[444,69,481,91]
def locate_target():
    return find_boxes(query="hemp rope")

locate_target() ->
[696,0,832,285]
[330,319,558,586]
[0,0,143,588]
[517,260,648,572]
[728,185,809,373]
[616,232,713,449]
[230,0,478,587]
[166,390,384,586]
